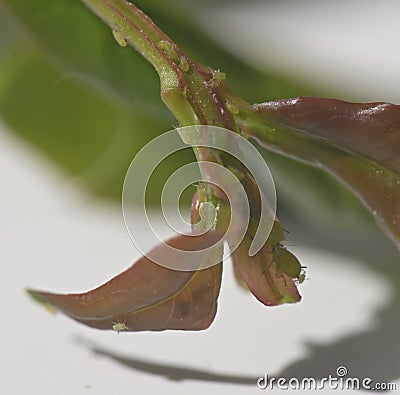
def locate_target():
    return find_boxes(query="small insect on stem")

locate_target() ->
[112,320,128,333]
[208,69,226,88]
[179,56,190,73]
[157,40,179,62]
[225,100,240,115]
[112,30,127,47]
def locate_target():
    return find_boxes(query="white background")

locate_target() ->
[2,0,400,393]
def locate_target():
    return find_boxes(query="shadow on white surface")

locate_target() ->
[2,1,400,390]
[2,116,400,394]
[76,337,257,385]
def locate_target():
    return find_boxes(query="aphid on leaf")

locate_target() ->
[112,30,127,47]
[247,218,281,242]
[272,246,306,282]
[267,220,285,246]
[112,320,127,333]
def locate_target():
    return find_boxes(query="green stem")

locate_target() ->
[80,0,255,209]
[81,0,236,130]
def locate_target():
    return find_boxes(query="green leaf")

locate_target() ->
[1,0,311,201]
[4,0,308,103]
[0,47,181,202]
[4,0,165,112]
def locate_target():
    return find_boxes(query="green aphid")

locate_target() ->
[225,100,240,115]
[208,69,226,88]
[112,30,127,47]
[272,246,304,280]
[112,320,127,333]
[296,271,306,284]
[157,40,178,61]
[179,56,189,72]
[267,220,285,246]
[246,219,283,245]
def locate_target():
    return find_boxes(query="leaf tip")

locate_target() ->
[26,289,58,315]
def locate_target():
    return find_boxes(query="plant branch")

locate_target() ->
[81,0,237,130]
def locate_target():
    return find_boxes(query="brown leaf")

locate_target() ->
[232,173,302,304]
[238,97,400,248]
[253,97,400,175]
[28,233,223,332]
[191,175,303,305]
[231,236,301,306]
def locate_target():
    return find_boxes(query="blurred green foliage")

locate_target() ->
[0,0,372,230]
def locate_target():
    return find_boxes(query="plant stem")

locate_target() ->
[81,0,237,130]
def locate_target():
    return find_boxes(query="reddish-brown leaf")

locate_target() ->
[253,97,400,175]
[28,233,223,331]
[231,236,301,306]
[191,167,303,306]
[238,97,400,248]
